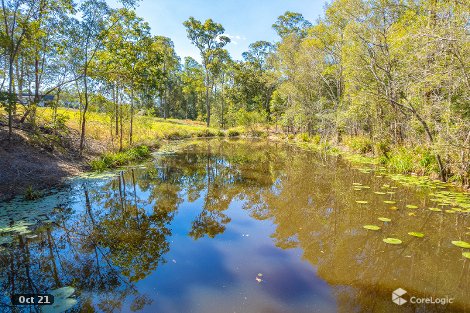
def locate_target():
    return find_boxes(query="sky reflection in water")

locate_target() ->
[0,139,469,313]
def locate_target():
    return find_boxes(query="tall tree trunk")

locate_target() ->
[130,83,134,146]
[119,97,123,152]
[7,54,14,139]
[79,64,89,155]
[79,37,90,155]
[115,84,119,138]
[204,67,210,127]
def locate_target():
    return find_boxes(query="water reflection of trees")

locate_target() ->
[1,139,468,312]
[157,139,469,312]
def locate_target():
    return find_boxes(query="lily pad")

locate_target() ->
[463,252,470,259]
[428,208,442,212]
[378,217,391,222]
[383,238,402,245]
[374,192,386,195]
[363,225,381,231]
[44,286,77,313]
[356,200,368,204]
[50,286,75,299]
[451,241,470,249]
[384,201,396,204]
[408,232,425,238]
[390,206,398,211]
[406,205,418,209]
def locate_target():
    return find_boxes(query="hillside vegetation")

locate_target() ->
[0,0,468,189]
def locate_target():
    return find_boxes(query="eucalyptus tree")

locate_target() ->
[93,8,157,148]
[273,11,312,39]
[18,0,75,125]
[236,41,276,117]
[183,17,230,127]
[1,0,38,138]
[153,36,179,119]
[181,56,204,120]
[76,0,140,153]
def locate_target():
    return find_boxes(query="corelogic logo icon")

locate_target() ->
[391,288,454,306]
[392,288,408,306]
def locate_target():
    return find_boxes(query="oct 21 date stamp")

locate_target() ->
[11,294,55,306]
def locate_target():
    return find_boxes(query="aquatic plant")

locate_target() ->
[383,238,402,245]
[451,241,470,249]
[363,225,381,231]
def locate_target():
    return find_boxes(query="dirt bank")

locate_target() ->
[0,126,105,201]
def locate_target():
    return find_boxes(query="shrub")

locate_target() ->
[344,136,373,154]
[247,129,267,138]
[374,141,391,158]
[311,134,321,145]
[24,186,42,201]
[298,133,310,142]
[164,130,190,140]
[90,145,151,172]
[419,149,438,175]
[196,128,217,137]
[387,147,415,173]
[227,128,241,137]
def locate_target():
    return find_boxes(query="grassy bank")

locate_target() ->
[89,145,153,172]
[35,108,223,147]
[1,106,467,196]
[271,132,469,190]
[201,123,467,189]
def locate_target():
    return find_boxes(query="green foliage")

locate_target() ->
[227,128,242,137]
[387,148,415,174]
[195,128,218,138]
[385,147,438,175]
[24,186,42,201]
[344,136,373,154]
[90,145,151,172]
[233,108,266,127]
[298,133,310,142]
[164,130,191,140]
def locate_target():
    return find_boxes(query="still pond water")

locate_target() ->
[0,139,469,313]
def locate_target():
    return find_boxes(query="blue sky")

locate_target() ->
[107,0,328,63]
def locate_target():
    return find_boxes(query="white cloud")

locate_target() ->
[223,34,247,46]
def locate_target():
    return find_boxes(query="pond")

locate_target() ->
[0,139,469,313]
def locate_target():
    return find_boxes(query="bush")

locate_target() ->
[247,128,267,138]
[196,128,217,137]
[164,130,190,140]
[386,147,415,173]
[234,108,266,127]
[298,133,310,142]
[344,136,373,154]
[90,145,151,172]
[24,186,42,201]
[227,128,242,137]
[374,141,391,158]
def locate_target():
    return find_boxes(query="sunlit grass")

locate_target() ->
[34,107,221,149]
